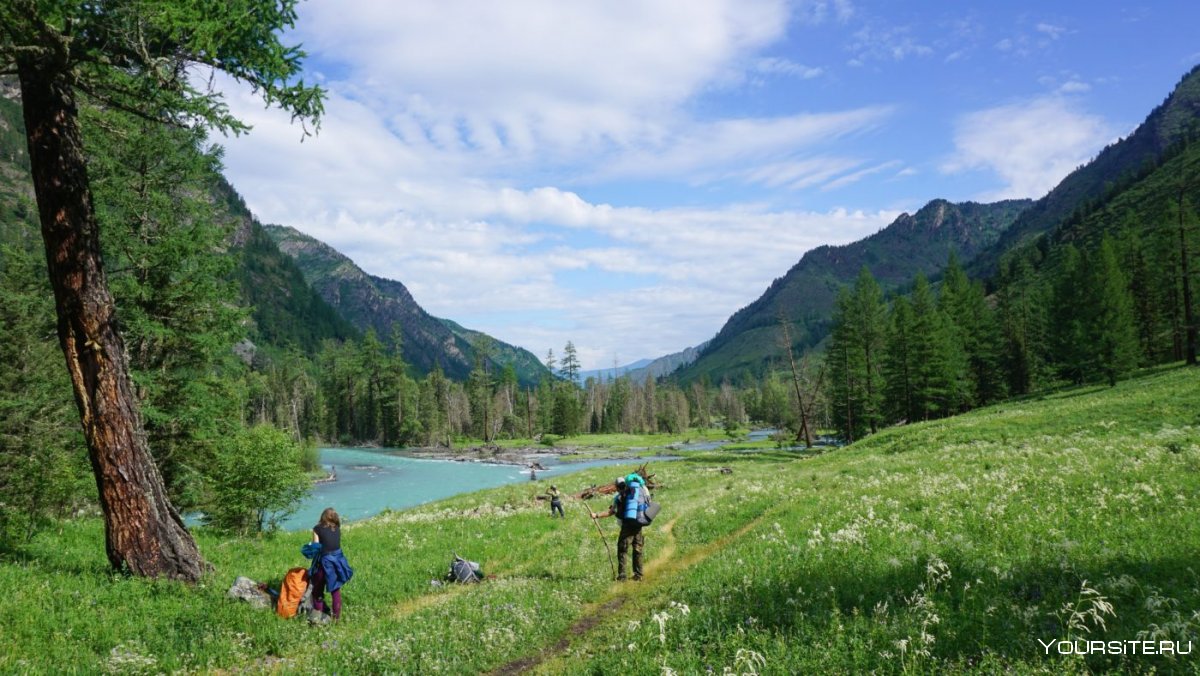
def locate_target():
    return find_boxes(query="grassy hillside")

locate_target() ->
[1,367,1197,673]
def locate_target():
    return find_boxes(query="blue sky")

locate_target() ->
[216,0,1200,369]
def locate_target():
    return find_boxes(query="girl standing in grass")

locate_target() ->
[548,485,564,517]
[311,507,354,620]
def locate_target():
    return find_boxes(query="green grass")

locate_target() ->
[2,367,1198,673]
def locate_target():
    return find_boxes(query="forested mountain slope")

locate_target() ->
[625,342,709,382]
[677,198,1030,384]
[440,318,551,386]
[224,186,361,356]
[264,224,550,385]
[969,64,1200,278]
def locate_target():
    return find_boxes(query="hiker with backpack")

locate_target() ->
[309,507,353,620]
[547,485,564,518]
[592,474,651,581]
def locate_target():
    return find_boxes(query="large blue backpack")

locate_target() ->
[621,478,648,522]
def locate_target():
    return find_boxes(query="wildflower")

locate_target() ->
[652,611,671,644]
[669,601,691,616]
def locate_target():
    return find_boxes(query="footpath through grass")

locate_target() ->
[1,367,1198,673]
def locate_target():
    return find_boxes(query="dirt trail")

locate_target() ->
[393,583,471,618]
[490,509,776,675]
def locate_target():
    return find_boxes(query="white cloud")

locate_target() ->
[295,0,792,158]
[218,84,897,366]
[207,1,912,367]
[942,97,1113,200]
[849,24,933,64]
[594,106,893,182]
[793,0,855,25]
[1035,22,1067,40]
[754,57,825,79]
[822,160,902,191]
[741,157,864,190]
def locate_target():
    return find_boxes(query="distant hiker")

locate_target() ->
[530,466,538,481]
[547,485,564,518]
[592,474,650,581]
[310,507,354,620]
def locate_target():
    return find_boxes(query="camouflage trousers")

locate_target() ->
[617,521,644,580]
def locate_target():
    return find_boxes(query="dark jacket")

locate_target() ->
[311,549,354,592]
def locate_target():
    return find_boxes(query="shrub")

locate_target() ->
[203,424,309,534]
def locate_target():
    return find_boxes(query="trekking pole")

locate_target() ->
[579,499,616,581]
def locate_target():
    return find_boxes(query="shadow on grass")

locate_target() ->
[685,550,1198,671]
[0,547,116,578]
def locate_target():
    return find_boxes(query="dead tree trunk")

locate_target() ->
[778,314,814,448]
[17,54,206,580]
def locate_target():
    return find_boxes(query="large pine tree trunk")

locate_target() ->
[17,58,207,581]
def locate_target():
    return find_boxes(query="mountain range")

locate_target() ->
[669,64,1200,385]
[674,198,1031,384]
[3,64,1199,390]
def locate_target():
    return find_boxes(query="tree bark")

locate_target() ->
[17,56,206,581]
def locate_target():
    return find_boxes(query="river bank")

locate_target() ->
[393,443,647,468]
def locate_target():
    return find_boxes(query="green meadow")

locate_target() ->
[2,367,1198,674]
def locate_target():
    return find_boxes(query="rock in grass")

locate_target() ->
[227,576,271,609]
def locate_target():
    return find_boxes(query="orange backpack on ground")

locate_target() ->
[276,567,310,619]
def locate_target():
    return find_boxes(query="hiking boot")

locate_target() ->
[616,575,627,581]
[633,575,643,581]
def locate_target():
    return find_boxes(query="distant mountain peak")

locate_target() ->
[262,225,549,385]
[677,198,1031,384]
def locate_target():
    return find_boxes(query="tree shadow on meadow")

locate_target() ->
[0,529,115,578]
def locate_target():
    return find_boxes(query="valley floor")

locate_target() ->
[2,367,1199,673]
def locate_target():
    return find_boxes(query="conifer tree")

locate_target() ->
[996,256,1047,396]
[560,341,581,383]
[848,267,887,433]
[939,254,1006,406]
[1091,238,1141,385]
[85,106,247,510]
[1050,245,1092,384]
[908,274,957,419]
[827,290,864,441]
[1,0,323,580]
[883,296,917,423]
